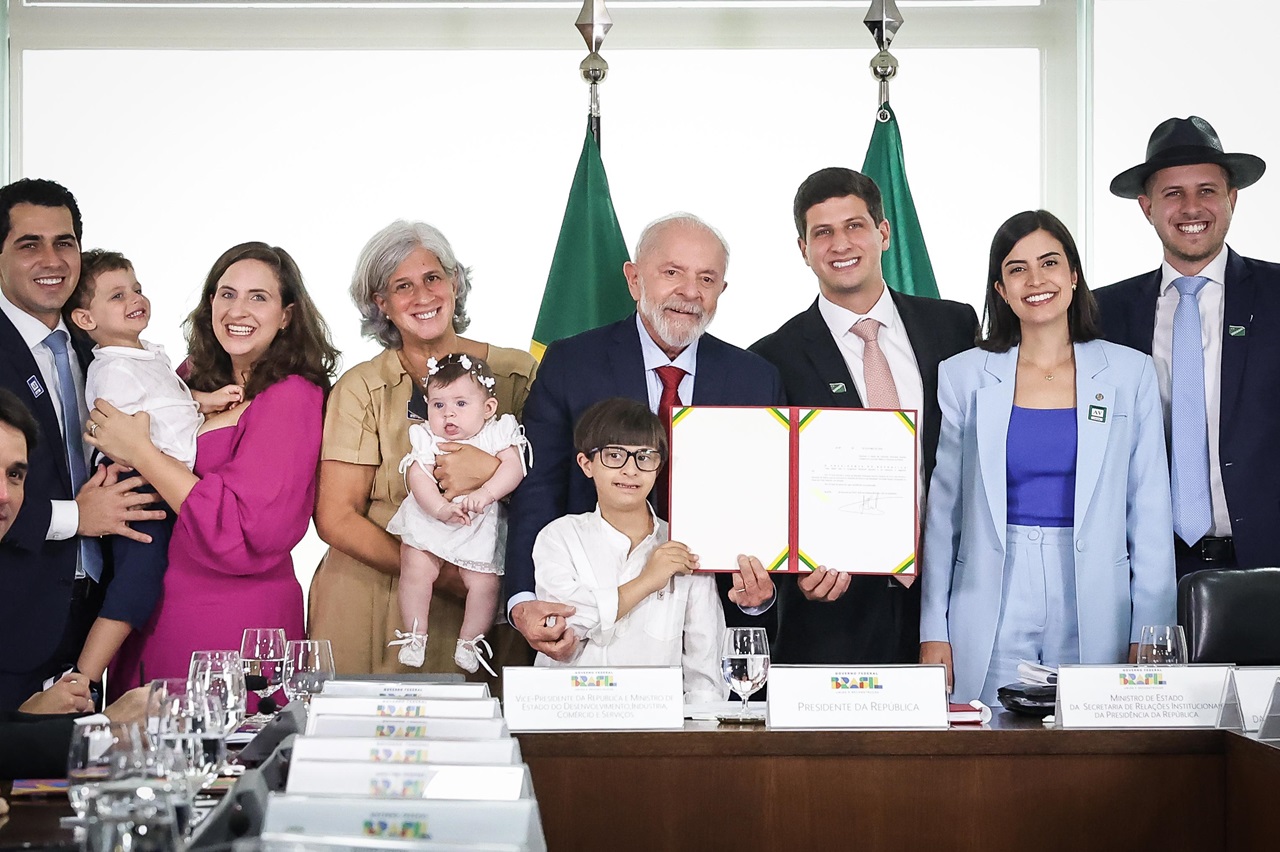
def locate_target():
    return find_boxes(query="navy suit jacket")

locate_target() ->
[750,291,979,664]
[1094,249,1280,569]
[505,314,785,625]
[0,310,95,682]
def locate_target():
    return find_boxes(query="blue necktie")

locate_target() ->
[43,330,103,582]
[1170,276,1213,546]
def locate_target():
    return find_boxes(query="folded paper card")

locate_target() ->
[305,715,509,740]
[291,736,522,766]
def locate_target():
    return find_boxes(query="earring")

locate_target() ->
[1072,284,1077,291]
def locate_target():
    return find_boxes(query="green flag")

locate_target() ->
[861,102,940,299]
[531,121,633,360]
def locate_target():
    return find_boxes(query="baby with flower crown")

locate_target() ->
[386,353,529,674]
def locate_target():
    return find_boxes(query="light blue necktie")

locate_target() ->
[43,330,103,582]
[1170,276,1213,546]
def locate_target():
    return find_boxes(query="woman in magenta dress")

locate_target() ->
[88,243,337,697]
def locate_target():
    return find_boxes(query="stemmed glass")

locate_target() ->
[189,650,248,735]
[283,639,336,706]
[147,678,225,796]
[66,721,145,819]
[721,627,770,721]
[241,628,287,724]
[1137,624,1189,665]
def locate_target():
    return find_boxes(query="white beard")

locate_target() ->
[637,288,715,351]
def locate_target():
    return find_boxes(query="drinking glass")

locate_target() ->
[66,721,145,819]
[189,650,248,734]
[283,639,335,706]
[86,777,182,852]
[150,679,225,796]
[240,628,287,700]
[721,627,770,720]
[1136,624,1188,665]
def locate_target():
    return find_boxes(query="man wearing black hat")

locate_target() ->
[1095,116,1280,576]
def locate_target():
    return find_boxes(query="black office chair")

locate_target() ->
[1177,567,1280,664]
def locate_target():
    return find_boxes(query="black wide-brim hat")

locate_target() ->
[1110,116,1266,199]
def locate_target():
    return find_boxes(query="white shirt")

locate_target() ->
[817,286,927,511]
[533,508,728,704]
[87,341,202,470]
[1151,247,1230,537]
[0,288,87,541]
[636,313,698,409]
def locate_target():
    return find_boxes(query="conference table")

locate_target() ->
[3,713,1277,851]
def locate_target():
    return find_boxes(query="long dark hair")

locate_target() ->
[184,242,338,399]
[980,210,1102,352]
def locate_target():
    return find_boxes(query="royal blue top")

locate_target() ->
[1006,406,1077,528]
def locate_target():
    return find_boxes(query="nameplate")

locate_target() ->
[306,695,500,728]
[503,666,683,731]
[1222,667,1280,732]
[286,760,532,800]
[1056,664,1232,728]
[291,736,521,767]
[322,680,491,699]
[262,794,545,849]
[766,665,948,729]
[306,715,509,740]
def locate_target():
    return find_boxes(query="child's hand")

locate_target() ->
[434,502,471,526]
[459,488,495,515]
[640,541,698,591]
[195,384,245,414]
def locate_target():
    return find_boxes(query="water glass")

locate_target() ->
[240,628,287,700]
[1136,624,1189,665]
[86,777,182,852]
[150,678,225,795]
[721,627,770,720]
[66,721,145,819]
[283,639,335,705]
[190,649,248,734]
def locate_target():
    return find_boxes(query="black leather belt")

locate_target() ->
[1179,536,1235,563]
[70,575,96,599]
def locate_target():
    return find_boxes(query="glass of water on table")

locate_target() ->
[721,627,770,722]
[240,628,287,723]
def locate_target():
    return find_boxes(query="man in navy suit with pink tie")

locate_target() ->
[1095,116,1280,576]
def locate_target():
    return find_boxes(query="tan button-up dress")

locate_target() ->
[308,345,536,682]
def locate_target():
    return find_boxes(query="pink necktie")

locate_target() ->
[849,318,901,409]
[849,318,913,588]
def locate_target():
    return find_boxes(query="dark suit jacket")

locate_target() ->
[0,310,95,703]
[505,314,785,626]
[1094,248,1280,569]
[0,710,79,780]
[750,291,980,664]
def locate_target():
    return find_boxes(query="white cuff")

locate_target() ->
[506,591,536,621]
[737,588,776,616]
[47,499,79,541]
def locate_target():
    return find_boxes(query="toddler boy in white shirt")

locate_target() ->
[532,397,728,704]
[65,250,241,690]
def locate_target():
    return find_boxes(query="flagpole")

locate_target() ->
[864,0,902,122]
[576,0,613,149]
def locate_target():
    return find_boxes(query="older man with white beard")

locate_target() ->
[505,213,785,659]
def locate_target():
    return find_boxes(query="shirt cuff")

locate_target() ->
[506,591,536,621]
[48,499,79,541]
[737,588,776,616]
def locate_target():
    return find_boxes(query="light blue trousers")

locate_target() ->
[980,524,1080,706]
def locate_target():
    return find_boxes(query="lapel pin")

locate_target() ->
[1095,393,1103,401]
[1088,405,1107,423]
[26,376,44,398]
[1228,325,1246,337]
[829,382,847,393]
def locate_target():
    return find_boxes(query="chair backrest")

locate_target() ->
[1177,568,1280,664]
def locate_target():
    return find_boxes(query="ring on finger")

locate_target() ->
[88,421,98,436]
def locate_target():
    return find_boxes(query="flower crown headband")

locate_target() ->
[425,353,498,396]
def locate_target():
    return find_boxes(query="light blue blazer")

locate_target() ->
[919,339,1177,702]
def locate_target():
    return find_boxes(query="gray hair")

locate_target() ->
[634,212,731,271]
[350,220,473,349]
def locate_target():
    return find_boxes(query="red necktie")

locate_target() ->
[654,366,686,519]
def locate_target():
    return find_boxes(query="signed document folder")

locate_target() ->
[669,406,917,575]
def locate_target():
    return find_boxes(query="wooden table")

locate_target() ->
[515,714,1280,852]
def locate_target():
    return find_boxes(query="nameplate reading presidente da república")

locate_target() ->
[1055,664,1232,729]
[766,665,949,729]
[502,666,684,732]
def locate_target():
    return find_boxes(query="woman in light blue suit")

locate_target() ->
[920,210,1176,705]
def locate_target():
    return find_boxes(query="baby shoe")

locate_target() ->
[455,634,496,676]
[389,620,428,668]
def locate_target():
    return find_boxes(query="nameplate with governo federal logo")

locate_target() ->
[1056,664,1232,729]
[766,665,949,729]
[502,666,684,731]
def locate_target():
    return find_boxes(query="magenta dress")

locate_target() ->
[109,375,321,698]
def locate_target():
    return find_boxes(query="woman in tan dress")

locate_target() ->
[310,220,536,681]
